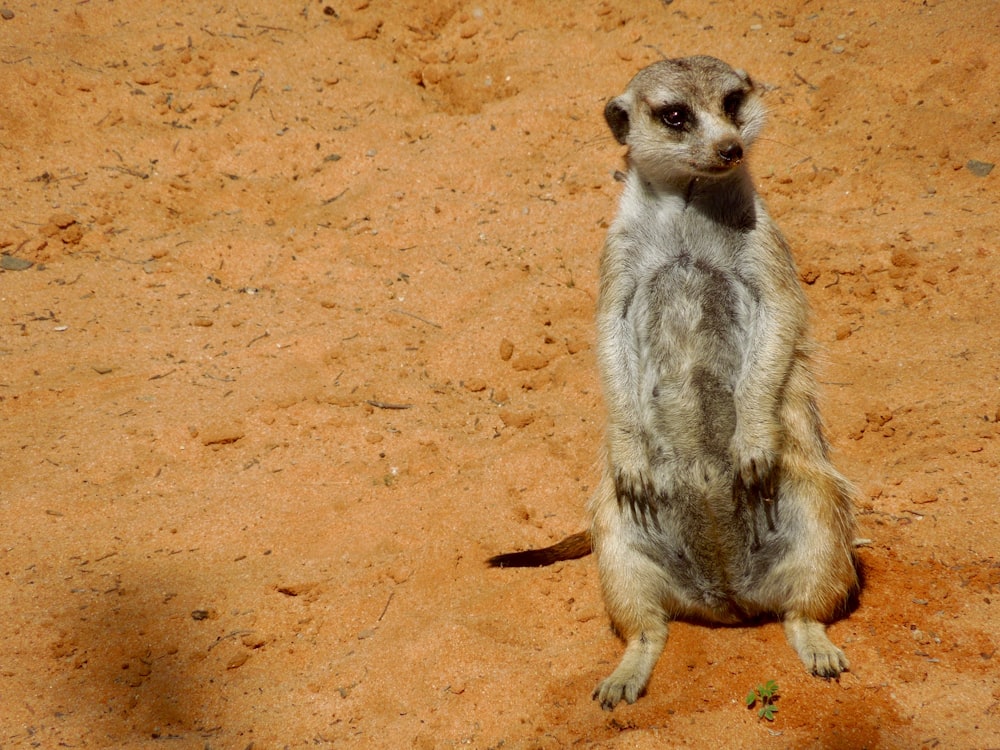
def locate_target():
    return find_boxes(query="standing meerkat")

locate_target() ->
[489,55,858,710]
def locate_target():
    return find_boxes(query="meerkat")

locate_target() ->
[489,55,858,710]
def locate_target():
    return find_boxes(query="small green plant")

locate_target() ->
[745,680,780,721]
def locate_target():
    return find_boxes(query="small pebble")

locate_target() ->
[200,421,245,446]
[1,254,33,271]
[0,8,14,20]
[511,351,549,371]
[498,338,514,361]
[499,409,536,429]
[966,159,994,177]
[463,378,487,392]
[48,212,77,228]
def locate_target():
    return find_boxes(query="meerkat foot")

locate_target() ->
[592,624,668,710]
[783,616,849,678]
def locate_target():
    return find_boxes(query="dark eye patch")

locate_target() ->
[655,104,691,130]
[723,89,746,122]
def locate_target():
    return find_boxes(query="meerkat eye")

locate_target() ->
[658,105,690,130]
[723,90,746,122]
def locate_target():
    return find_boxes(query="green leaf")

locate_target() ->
[760,704,778,721]
[745,690,757,707]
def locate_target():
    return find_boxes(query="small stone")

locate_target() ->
[199,421,245,446]
[276,582,317,597]
[463,378,487,392]
[499,409,536,429]
[1,255,33,271]
[966,160,995,177]
[799,267,821,285]
[511,351,549,371]
[241,634,266,649]
[498,338,514,361]
[48,212,77,228]
[0,8,13,20]
[226,651,249,669]
[192,317,214,327]
[92,365,113,375]
[890,248,919,268]
[61,224,84,245]
[793,30,811,43]
[865,406,893,429]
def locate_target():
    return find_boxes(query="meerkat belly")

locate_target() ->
[629,253,770,616]
[634,253,744,470]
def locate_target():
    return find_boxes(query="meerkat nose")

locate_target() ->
[717,141,744,165]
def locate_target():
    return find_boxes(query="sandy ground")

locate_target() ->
[1,1,998,747]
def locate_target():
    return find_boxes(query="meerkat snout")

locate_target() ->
[716,139,744,165]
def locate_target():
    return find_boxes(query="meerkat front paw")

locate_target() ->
[731,430,780,501]
[613,466,660,529]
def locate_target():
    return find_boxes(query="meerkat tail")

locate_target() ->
[487,530,592,568]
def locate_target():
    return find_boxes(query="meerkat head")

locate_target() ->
[605,56,766,185]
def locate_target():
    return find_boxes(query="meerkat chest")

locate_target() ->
[627,208,758,355]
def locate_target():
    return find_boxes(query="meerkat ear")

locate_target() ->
[604,96,631,145]
[735,68,756,91]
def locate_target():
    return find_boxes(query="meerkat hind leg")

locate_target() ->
[593,619,669,710]
[783,615,849,678]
